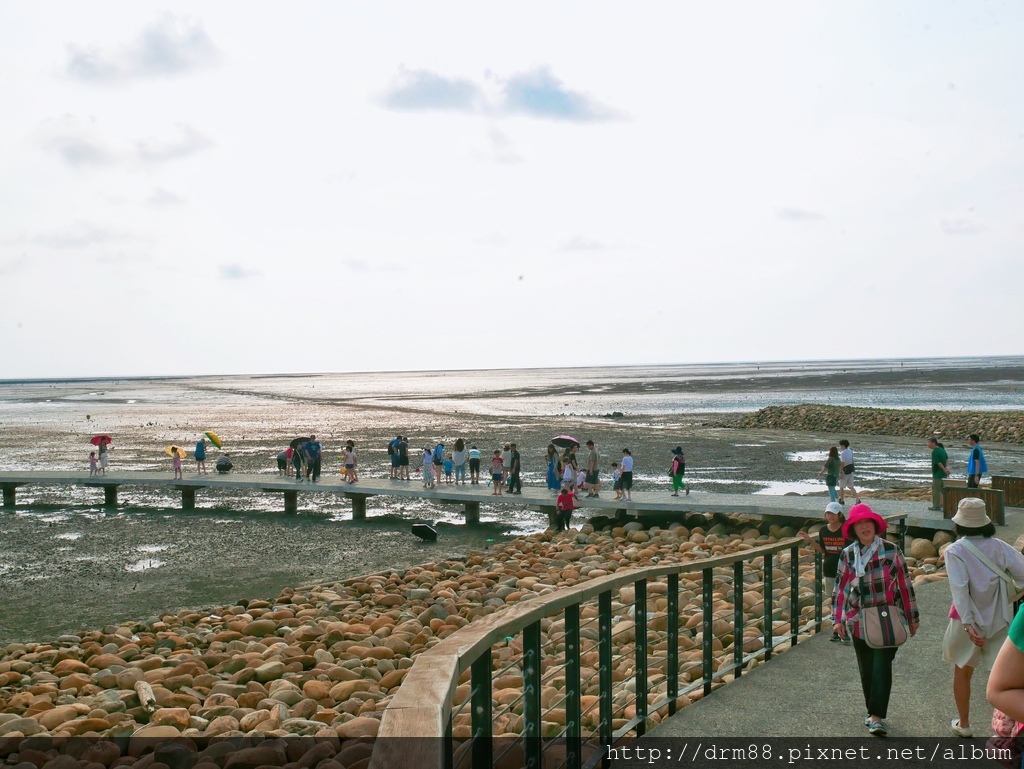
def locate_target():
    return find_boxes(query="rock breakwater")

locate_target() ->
[733,405,1024,444]
[0,516,948,752]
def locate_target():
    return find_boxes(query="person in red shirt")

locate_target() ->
[555,486,576,531]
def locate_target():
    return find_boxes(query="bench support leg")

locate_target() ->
[181,488,196,511]
[351,495,367,521]
[465,501,480,525]
[2,485,15,509]
[104,486,118,507]
[284,490,297,515]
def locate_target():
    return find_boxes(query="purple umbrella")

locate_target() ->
[552,435,580,449]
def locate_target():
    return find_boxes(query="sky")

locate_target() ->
[1,2,1022,379]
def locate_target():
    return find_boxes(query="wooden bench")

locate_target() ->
[992,476,1024,508]
[943,486,1005,525]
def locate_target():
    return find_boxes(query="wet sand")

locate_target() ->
[2,360,1023,644]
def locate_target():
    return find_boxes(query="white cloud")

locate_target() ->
[65,13,220,83]
[476,127,523,164]
[137,125,213,163]
[499,66,620,122]
[378,67,482,112]
[377,65,621,123]
[34,222,137,249]
[35,115,117,167]
[35,116,213,167]
[147,188,185,207]
[220,263,259,280]
[560,236,605,252]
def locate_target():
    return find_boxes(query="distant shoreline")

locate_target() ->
[2,354,1023,386]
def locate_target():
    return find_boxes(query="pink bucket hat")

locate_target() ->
[842,503,887,539]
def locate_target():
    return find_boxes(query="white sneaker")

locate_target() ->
[951,719,973,738]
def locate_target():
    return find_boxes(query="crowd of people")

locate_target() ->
[799,493,1024,742]
[813,434,992,513]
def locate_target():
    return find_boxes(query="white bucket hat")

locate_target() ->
[951,497,991,528]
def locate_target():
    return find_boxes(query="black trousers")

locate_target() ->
[967,474,980,488]
[310,457,321,482]
[852,637,899,719]
[508,471,521,493]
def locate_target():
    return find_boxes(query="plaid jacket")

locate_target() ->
[833,539,920,639]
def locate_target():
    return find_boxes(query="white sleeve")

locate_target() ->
[945,546,979,625]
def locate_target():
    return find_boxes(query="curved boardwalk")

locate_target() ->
[639,506,1024,741]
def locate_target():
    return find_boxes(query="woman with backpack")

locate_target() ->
[942,498,1024,738]
[670,446,688,496]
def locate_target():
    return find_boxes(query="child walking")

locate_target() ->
[89,451,98,477]
[172,448,184,480]
[611,461,621,499]
[491,450,504,495]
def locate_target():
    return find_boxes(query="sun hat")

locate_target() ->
[824,502,843,516]
[842,503,887,539]
[952,497,990,528]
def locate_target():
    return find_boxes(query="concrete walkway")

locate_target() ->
[643,507,1024,739]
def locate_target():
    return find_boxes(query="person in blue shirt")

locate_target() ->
[194,438,207,474]
[304,435,323,483]
[966,433,987,488]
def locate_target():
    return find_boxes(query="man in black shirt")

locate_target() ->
[508,443,522,494]
[398,436,410,481]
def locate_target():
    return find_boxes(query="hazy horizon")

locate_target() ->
[2,353,1022,386]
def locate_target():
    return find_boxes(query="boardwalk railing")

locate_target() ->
[372,517,907,769]
[993,475,1024,508]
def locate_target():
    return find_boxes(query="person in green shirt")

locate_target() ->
[987,594,1024,723]
[928,437,950,511]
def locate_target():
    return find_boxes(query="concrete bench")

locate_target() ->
[992,475,1024,508]
[943,486,1005,525]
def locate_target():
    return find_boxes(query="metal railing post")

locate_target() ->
[667,573,679,713]
[471,649,493,769]
[565,604,582,769]
[764,553,774,662]
[814,552,823,633]
[634,579,648,734]
[702,567,713,696]
[790,545,800,644]
[598,590,613,755]
[523,621,542,769]
[733,561,744,678]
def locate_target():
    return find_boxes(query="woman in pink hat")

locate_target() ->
[833,503,920,736]
[942,497,1024,738]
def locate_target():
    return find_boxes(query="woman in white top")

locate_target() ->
[452,439,467,485]
[942,497,1024,738]
[421,447,435,488]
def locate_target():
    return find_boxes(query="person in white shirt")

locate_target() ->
[838,439,859,505]
[943,498,1024,738]
[620,448,634,500]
